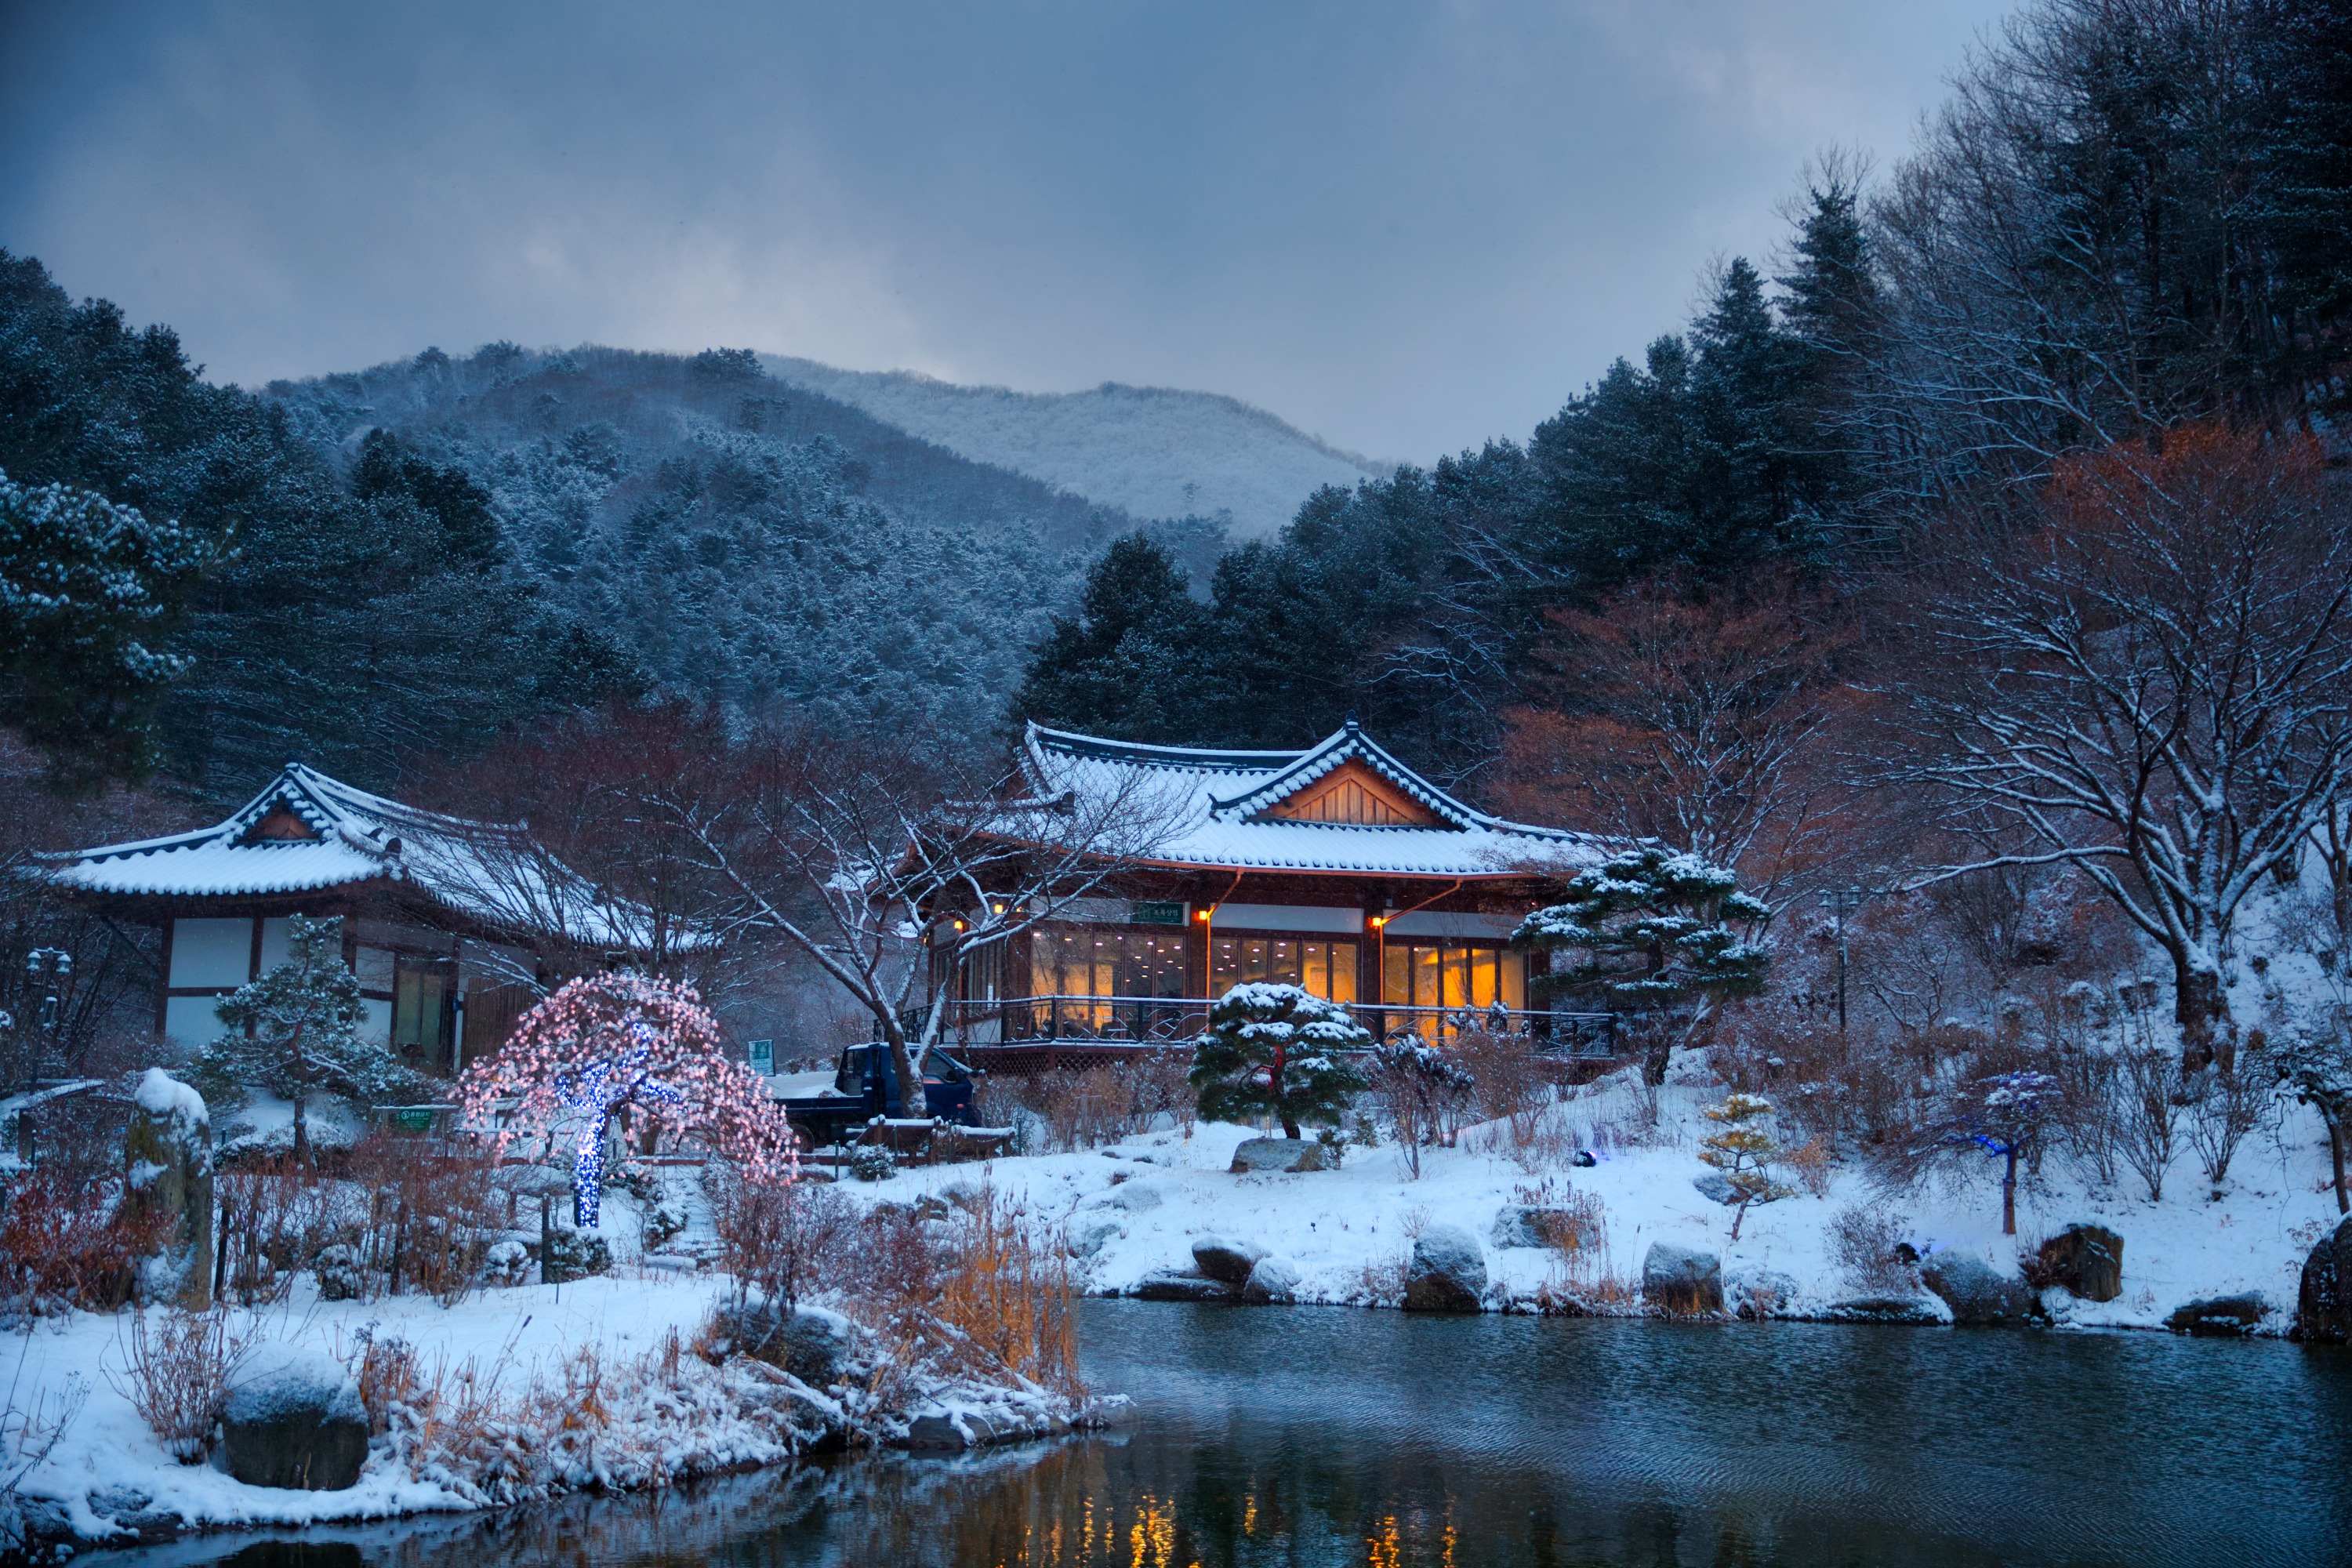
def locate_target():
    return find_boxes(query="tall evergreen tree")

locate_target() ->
[1009,534,1206,742]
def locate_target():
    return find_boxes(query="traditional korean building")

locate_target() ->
[939,720,1618,1051]
[42,761,637,1073]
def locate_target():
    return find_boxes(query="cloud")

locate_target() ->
[0,0,2013,457]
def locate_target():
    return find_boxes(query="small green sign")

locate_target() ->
[1131,902,1186,927]
[394,1108,434,1133]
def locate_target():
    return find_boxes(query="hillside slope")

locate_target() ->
[764,358,1388,537]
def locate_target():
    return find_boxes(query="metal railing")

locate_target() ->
[933,995,1619,1058]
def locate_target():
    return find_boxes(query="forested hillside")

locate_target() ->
[1012,0,2352,793]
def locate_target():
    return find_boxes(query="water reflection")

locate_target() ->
[91,1301,2352,1568]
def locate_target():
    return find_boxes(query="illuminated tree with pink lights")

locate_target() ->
[456,973,795,1226]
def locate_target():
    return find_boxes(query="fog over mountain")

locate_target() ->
[763,358,1388,537]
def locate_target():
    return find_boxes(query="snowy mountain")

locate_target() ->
[762,358,1388,537]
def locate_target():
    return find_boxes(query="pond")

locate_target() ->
[95,1301,2352,1568]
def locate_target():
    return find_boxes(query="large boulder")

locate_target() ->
[1229,1138,1330,1174]
[1642,1243,1723,1316]
[2296,1216,2352,1343]
[1069,1214,1125,1259]
[1242,1256,1299,1305]
[1489,1205,1579,1250]
[220,1351,368,1490]
[1919,1253,2038,1327]
[122,1069,213,1308]
[1404,1224,1487,1312]
[1131,1270,1236,1302]
[2165,1292,2270,1337]
[1727,1268,1800,1320]
[1191,1235,1268,1284]
[2037,1224,2125,1302]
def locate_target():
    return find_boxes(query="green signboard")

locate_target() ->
[1131,902,1187,927]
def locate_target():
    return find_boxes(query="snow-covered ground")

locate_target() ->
[854,1059,2338,1331]
[8,1274,742,1544]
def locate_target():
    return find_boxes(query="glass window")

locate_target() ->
[1381,942,1523,1034]
[393,956,454,1072]
[1210,935,1357,1003]
[1030,928,1190,1000]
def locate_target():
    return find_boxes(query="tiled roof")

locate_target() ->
[41,762,643,942]
[1020,722,1612,877]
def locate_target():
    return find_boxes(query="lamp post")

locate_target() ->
[1819,888,1867,1045]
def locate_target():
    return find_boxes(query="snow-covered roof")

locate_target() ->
[1019,721,1612,878]
[41,761,642,945]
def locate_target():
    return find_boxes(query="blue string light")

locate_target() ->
[554,1025,684,1228]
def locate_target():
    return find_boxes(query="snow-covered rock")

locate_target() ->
[220,1349,368,1491]
[2165,1291,2270,1336]
[1242,1257,1299,1305]
[122,1072,213,1308]
[1642,1243,1723,1316]
[1229,1138,1328,1174]
[2037,1224,2125,1302]
[1919,1253,2038,1327]
[1190,1235,1266,1284]
[1403,1225,1486,1312]
[1131,1270,1235,1302]
[2296,1216,2352,1341]
[1489,1204,1577,1249]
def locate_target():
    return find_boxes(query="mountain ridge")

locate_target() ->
[762,355,1390,537]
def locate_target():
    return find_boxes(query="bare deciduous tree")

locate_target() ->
[1895,427,2352,1061]
[640,715,1179,1110]
[1497,573,1857,900]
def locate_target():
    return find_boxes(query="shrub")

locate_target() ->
[1828,1202,1918,1294]
[708,1167,853,1315]
[0,1169,159,1315]
[112,1307,249,1463]
[1368,1037,1474,1178]
[849,1145,895,1182]
[215,1153,340,1307]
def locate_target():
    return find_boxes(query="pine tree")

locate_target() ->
[1192,983,1369,1138]
[197,915,408,1158]
[1009,533,1206,742]
[1512,844,1769,1084]
[1699,1091,1793,1240]
[0,470,215,786]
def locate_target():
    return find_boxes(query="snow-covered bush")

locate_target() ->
[849,1144,895,1182]
[198,915,415,1159]
[1367,1037,1475,1178]
[708,1164,852,1312]
[1828,1202,1919,1294]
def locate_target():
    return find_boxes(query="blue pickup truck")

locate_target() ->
[768,1042,978,1149]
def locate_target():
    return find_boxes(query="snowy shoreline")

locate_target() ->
[10,1057,2337,1557]
[3,1272,1109,1557]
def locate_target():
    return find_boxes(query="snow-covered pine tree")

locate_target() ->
[198,914,405,1158]
[1699,1092,1793,1240]
[1512,844,1769,1083]
[1192,983,1369,1139]
[2278,1033,2352,1215]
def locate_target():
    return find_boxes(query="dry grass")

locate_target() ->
[112,1307,250,1463]
[1784,1136,1835,1199]
[1350,1248,1410,1307]
[927,1185,1081,1397]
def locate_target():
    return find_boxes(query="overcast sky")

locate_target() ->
[0,0,2014,460]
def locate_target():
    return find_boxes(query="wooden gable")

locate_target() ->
[1259,760,1442,827]
[241,803,321,843]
